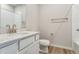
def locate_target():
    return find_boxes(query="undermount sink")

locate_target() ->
[16,31,30,35]
[16,32,28,34]
[0,33,28,39]
[0,31,29,40]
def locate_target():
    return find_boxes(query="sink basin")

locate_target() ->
[0,31,36,44]
[0,33,24,39]
[16,32,28,34]
[16,31,29,34]
[0,31,29,41]
[0,32,28,38]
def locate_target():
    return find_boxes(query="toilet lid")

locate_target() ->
[39,39,50,46]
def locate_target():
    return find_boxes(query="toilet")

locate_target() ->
[39,39,50,53]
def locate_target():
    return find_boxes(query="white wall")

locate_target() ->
[72,4,79,41]
[26,4,39,31]
[39,4,72,49]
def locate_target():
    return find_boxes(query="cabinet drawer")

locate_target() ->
[0,42,18,54]
[19,36,34,50]
[19,40,39,54]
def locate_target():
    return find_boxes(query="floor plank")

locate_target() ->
[48,46,75,54]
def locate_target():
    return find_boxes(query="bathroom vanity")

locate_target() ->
[0,31,39,54]
[0,5,40,54]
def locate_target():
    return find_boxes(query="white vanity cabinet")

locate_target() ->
[19,36,35,50]
[0,41,18,54]
[19,40,39,54]
[18,34,39,54]
[0,33,39,54]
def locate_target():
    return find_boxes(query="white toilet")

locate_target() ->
[39,39,50,53]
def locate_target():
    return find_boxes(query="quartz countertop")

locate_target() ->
[0,31,39,49]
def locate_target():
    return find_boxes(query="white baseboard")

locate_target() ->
[50,44,73,50]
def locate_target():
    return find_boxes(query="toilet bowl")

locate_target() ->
[39,39,50,53]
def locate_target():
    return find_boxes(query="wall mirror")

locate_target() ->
[0,4,27,34]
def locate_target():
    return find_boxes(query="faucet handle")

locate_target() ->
[12,24,16,33]
[6,24,10,27]
[12,24,16,27]
[6,24,11,33]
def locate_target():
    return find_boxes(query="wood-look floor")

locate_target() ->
[48,46,75,54]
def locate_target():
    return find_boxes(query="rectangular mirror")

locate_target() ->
[0,4,27,34]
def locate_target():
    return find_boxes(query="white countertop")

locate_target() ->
[0,31,39,48]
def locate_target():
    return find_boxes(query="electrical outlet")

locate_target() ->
[50,33,53,36]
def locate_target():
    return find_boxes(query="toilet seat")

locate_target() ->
[39,39,50,46]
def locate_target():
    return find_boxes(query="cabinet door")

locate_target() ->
[19,36,34,50]
[0,42,18,54]
[19,40,39,54]
[31,40,39,54]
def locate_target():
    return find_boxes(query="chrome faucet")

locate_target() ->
[6,24,16,33]
[12,24,16,33]
[6,24,12,33]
